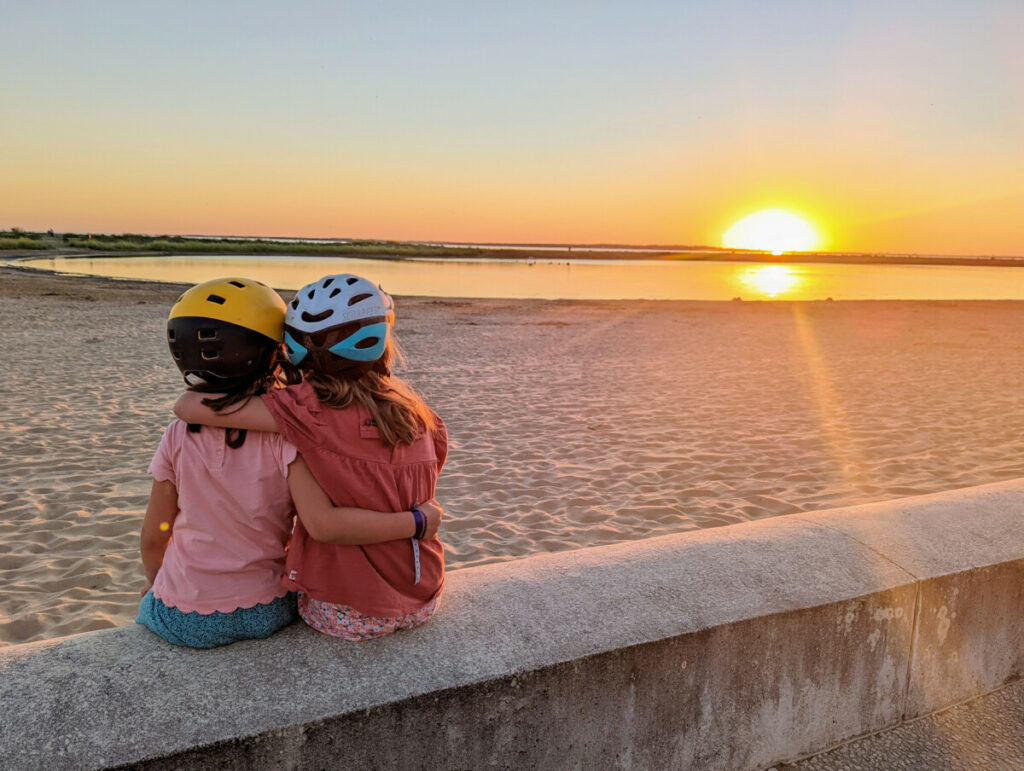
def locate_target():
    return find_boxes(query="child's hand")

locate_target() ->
[416,498,444,539]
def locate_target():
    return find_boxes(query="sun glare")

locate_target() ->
[723,209,819,255]
[739,265,799,297]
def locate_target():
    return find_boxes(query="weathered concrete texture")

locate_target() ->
[791,480,1024,720]
[1,479,1023,770]
[779,677,1024,770]
[113,592,917,771]
[906,563,1024,719]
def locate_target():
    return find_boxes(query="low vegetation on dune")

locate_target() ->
[0,238,51,250]
[0,230,495,257]
[60,233,499,258]
[0,229,52,250]
[6,231,667,260]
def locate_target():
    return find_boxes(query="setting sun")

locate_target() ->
[722,210,820,255]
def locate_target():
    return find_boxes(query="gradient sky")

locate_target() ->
[2,1,1022,255]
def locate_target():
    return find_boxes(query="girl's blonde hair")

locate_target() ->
[302,338,435,447]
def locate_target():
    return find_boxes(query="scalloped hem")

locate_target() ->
[153,588,290,616]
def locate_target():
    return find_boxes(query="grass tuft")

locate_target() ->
[0,237,51,250]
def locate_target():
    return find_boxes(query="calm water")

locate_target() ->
[15,254,1024,300]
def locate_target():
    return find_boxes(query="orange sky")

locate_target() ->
[2,3,1022,255]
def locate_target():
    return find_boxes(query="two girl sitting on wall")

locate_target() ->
[138,274,447,648]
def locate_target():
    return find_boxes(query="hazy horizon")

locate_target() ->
[16,228,1023,260]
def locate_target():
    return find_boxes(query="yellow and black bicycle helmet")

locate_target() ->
[167,277,286,391]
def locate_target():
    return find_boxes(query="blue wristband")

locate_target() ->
[411,505,426,540]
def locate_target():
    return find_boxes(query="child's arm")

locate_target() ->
[286,456,443,545]
[139,480,179,594]
[173,390,279,432]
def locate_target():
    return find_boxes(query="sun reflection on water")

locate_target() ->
[738,265,800,298]
[16,254,1024,301]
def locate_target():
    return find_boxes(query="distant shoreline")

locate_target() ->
[6,246,1024,269]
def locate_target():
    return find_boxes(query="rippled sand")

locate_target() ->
[3,266,1024,645]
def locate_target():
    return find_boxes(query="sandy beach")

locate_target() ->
[2,265,1024,646]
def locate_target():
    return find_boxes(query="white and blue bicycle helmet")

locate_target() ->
[284,274,395,377]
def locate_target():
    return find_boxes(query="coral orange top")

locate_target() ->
[262,382,447,617]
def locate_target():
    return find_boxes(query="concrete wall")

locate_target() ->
[2,479,1022,770]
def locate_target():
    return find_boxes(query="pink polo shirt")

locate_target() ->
[148,419,297,614]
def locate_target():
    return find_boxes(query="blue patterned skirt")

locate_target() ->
[136,591,298,649]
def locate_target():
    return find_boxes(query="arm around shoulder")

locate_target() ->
[173,390,279,432]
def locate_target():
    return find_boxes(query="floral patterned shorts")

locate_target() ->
[297,592,440,641]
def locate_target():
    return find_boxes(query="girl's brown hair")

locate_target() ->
[302,338,435,447]
[195,351,286,448]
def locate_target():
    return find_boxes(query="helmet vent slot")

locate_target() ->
[197,328,218,340]
[206,294,226,305]
[228,280,245,288]
[291,298,299,309]
[348,293,372,306]
[322,277,334,288]
[201,350,219,360]
[307,289,315,299]
[346,277,358,285]
[301,309,334,323]
[167,330,176,341]
[354,337,379,350]
[329,288,341,298]
[173,352,181,360]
